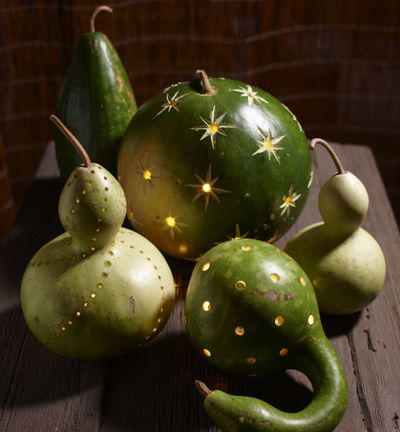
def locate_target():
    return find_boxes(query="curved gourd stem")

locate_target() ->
[90,5,113,33]
[196,69,215,95]
[196,341,348,432]
[310,138,346,175]
[50,115,91,167]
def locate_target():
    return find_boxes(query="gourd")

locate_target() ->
[54,5,137,181]
[285,138,386,315]
[185,239,348,432]
[118,70,312,260]
[20,116,175,359]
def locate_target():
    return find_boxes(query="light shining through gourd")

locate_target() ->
[185,239,348,432]
[20,115,175,359]
[285,138,386,315]
[118,70,312,260]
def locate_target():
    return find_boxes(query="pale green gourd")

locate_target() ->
[20,116,175,359]
[285,138,386,314]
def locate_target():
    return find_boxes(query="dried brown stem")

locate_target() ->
[90,5,113,33]
[50,115,91,167]
[196,69,214,95]
[195,380,212,398]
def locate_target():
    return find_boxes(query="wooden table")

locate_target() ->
[1,143,399,431]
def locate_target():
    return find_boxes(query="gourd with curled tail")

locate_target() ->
[185,238,348,432]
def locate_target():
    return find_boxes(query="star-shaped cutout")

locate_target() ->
[161,213,189,240]
[133,162,161,190]
[232,85,268,107]
[227,224,249,241]
[187,165,231,211]
[153,91,187,118]
[191,106,236,150]
[279,185,301,217]
[252,127,285,162]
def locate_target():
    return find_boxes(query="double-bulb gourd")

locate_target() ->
[185,239,348,432]
[20,116,175,359]
[285,139,386,314]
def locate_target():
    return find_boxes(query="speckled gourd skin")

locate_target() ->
[285,170,386,315]
[185,239,348,432]
[55,31,137,180]
[118,77,312,260]
[21,163,174,359]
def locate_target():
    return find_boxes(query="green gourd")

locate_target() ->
[185,239,348,432]
[20,116,175,359]
[118,70,312,261]
[285,139,386,315]
[54,5,137,181]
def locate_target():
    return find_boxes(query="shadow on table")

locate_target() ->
[100,330,313,431]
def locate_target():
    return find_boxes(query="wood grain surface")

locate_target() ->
[0,143,399,431]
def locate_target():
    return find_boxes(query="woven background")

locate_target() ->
[1,0,399,244]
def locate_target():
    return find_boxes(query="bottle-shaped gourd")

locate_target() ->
[185,239,348,432]
[54,5,137,180]
[20,116,174,359]
[285,138,386,314]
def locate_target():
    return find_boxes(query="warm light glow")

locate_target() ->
[203,348,211,357]
[275,315,285,326]
[90,292,96,298]
[202,183,212,193]
[299,276,307,286]
[308,315,315,325]
[202,301,211,312]
[235,326,245,336]
[165,216,176,227]
[209,123,219,134]
[235,280,247,290]
[143,170,152,180]
[241,245,252,251]
[263,138,273,149]
[279,348,289,357]
[270,273,280,282]
[202,262,211,272]
[246,357,256,364]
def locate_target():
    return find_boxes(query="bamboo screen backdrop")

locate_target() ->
[1,0,399,244]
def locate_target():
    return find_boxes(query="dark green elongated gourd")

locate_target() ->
[20,116,174,359]
[118,70,312,260]
[55,5,137,180]
[185,239,348,432]
[285,139,386,315]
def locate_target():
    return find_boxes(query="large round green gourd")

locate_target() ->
[20,116,174,359]
[185,239,348,432]
[54,6,137,181]
[118,71,312,260]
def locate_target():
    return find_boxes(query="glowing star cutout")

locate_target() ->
[153,91,187,118]
[279,185,301,217]
[191,106,236,149]
[252,127,285,162]
[161,213,189,239]
[133,162,161,189]
[187,165,231,210]
[232,85,268,107]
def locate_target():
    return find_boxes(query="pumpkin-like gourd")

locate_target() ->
[285,139,386,314]
[20,116,174,359]
[54,5,137,180]
[185,239,348,432]
[118,70,312,260]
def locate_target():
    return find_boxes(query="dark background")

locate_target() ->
[1,0,399,243]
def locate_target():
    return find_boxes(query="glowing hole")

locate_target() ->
[81,253,87,258]
[92,238,97,242]
[246,357,256,364]
[202,301,211,312]
[61,326,66,332]
[143,170,152,180]
[270,273,280,282]
[83,302,89,307]
[67,321,72,325]
[308,315,315,325]
[165,216,176,227]
[202,262,211,271]
[76,311,81,317]
[75,198,80,204]
[81,190,87,195]
[71,209,76,214]
[90,247,96,252]
[96,228,100,233]
[235,280,246,291]
[157,318,162,323]
[275,315,285,326]
[241,245,252,251]
[90,293,96,298]
[299,276,307,286]
[203,348,211,357]
[235,326,245,336]
[279,348,289,357]
[97,283,103,289]
[202,183,212,193]
[152,328,157,332]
